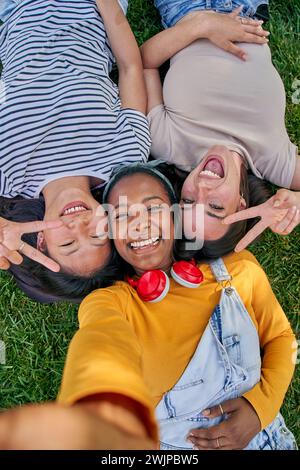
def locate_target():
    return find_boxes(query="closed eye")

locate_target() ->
[60,241,75,247]
[181,198,195,205]
[209,203,224,211]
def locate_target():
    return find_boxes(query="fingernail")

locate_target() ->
[201,409,210,416]
[273,200,280,207]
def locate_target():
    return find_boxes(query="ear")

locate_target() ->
[37,232,47,252]
[238,195,247,211]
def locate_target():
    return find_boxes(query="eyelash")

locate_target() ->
[182,199,195,205]
[209,203,224,211]
[61,241,74,247]
[115,205,163,220]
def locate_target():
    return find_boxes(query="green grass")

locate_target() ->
[0,0,300,444]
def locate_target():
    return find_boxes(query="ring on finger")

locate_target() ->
[18,241,25,253]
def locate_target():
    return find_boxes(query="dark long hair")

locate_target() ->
[0,190,123,303]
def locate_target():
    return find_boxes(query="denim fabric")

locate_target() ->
[156,258,297,450]
[154,0,269,28]
[0,0,128,22]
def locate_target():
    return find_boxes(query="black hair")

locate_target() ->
[102,162,181,276]
[175,165,272,261]
[0,189,123,303]
[103,162,178,206]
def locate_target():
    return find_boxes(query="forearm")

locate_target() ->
[96,0,142,72]
[243,333,296,430]
[0,403,156,450]
[140,14,208,69]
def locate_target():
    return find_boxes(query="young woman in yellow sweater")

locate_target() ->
[0,162,297,450]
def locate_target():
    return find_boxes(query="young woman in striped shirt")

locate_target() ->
[0,0,151,301]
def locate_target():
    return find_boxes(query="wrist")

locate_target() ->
[191,11,215,41]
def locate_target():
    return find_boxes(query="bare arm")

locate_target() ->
[96,0,146,113]
[0,401,156,449]
[140,8,269,69]
[290,154,300,189]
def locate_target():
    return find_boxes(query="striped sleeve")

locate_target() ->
[0,169,10,197]
[119,109,151,163]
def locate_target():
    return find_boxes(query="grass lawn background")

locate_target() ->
[0,0,299,443]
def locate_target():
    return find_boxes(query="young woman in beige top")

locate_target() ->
[141,2,300,254]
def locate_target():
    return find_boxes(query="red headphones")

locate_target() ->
[126,260,204,303]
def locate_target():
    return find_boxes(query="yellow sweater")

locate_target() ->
[58,251,296,439]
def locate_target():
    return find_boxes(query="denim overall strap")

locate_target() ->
[209,258,232,283]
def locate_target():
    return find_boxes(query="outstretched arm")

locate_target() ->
[141,7,269,68]
[96,0,146,113]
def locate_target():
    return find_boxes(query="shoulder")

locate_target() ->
[202,250,266,280]
[79,281,133,325]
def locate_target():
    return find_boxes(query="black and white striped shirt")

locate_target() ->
[0,0,151,199]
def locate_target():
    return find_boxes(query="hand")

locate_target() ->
[183,6,269,60]
[223,190,300,252]
[187,398,261,450]
[0,217,63,272]
[0,403,155,450]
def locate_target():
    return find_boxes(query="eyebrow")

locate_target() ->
[114,196,165,210]
[206,211,226,220]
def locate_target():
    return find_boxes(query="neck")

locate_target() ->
[134,260,173,278]
[42,176,91,207]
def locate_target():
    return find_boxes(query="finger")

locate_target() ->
[242,25,270,37]
[0,256,10,270]
[273,190,292,208]
[223,206,261,225]
[20,219,63,235]
[243,32,269,44]
[20,242,61,272]
[234,220,268,252]
[187,421,227,441]
[201,399,237,419]
[0,244,23,265]
[190,436,232,450]
[272,206,297,233]
[224,41,247,61]
[272,209,300,235]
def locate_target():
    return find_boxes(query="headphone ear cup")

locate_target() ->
[171,260,203,288]
[135,270,170,303]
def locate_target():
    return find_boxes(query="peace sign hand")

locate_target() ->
[0,217,63,272]
[223,190,300,252]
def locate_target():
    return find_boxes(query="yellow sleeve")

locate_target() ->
[242,258,296,430]
[57,288,158,440]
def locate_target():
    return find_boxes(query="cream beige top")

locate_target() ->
[148,40,297,188]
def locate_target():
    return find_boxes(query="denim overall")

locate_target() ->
[154,0,269,28]
[156,258,297,450]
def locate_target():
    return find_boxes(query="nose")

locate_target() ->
[196,185,210,202]
[135,210,150,233]
[64,213,91,231]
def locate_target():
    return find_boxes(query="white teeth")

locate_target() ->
[130,237,159,249]
[200,170,221,178]
[63,205,87,215]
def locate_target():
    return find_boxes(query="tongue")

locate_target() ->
[203,158,224,177]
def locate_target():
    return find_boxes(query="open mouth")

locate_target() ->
[200,156,225,179]
[60,201,90,217]
[129,237,160,250]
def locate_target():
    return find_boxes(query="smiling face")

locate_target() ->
[181,145,246,241]
[40,187,111,276]
[107,173,174,276]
